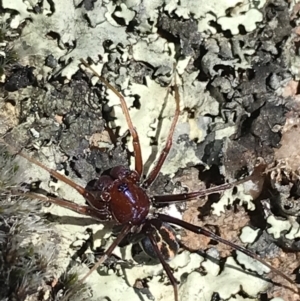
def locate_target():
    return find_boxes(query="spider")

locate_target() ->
[3,59,298,301]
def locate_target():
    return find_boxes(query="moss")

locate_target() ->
[0,19,9,43]
[0,16,19,76]
[0,46,19,76]
[0,146,88,301]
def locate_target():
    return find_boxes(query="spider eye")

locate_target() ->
[140,222,179,261]
[117,183,129,192]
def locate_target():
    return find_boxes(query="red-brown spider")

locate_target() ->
[2,59,298,301]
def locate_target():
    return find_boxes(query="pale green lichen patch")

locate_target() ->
[2,0,268,179]
[3,0,130,78]
[3,0,266,77]
[179,255,269,301]
[105,68,221,176]
[82,245,271,301]
[236,251,270,275]
[267,215,300,240]
[132,37,175,75]
[1,0,293,300]
[240,226,260,244]
[212,184,256,216]
[218,8,264,35]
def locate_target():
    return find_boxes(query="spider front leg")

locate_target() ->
[152,161,266,205]
[143,80,180,189]
[22,192,111,221]
[1,139,105,209]
[80,59,143,178]
[1,138,116,224]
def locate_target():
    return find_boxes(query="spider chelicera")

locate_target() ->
[3,59,298,301]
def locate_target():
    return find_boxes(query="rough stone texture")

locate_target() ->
[0,0,300,300]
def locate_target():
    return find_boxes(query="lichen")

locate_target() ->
[1,0,299,300]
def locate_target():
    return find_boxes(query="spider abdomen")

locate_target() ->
[141,221,179,261]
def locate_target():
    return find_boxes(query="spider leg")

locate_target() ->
[143,81,180,188]
[152,163,266,204]
[152,178,248,204]
[2,140,103,210]
[147,231,179,301]
[62,223,132,301]
[20,192,111,221]
[80,59,143,178]
[157,213,299,293]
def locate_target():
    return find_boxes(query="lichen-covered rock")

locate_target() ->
[0,0,299,300]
